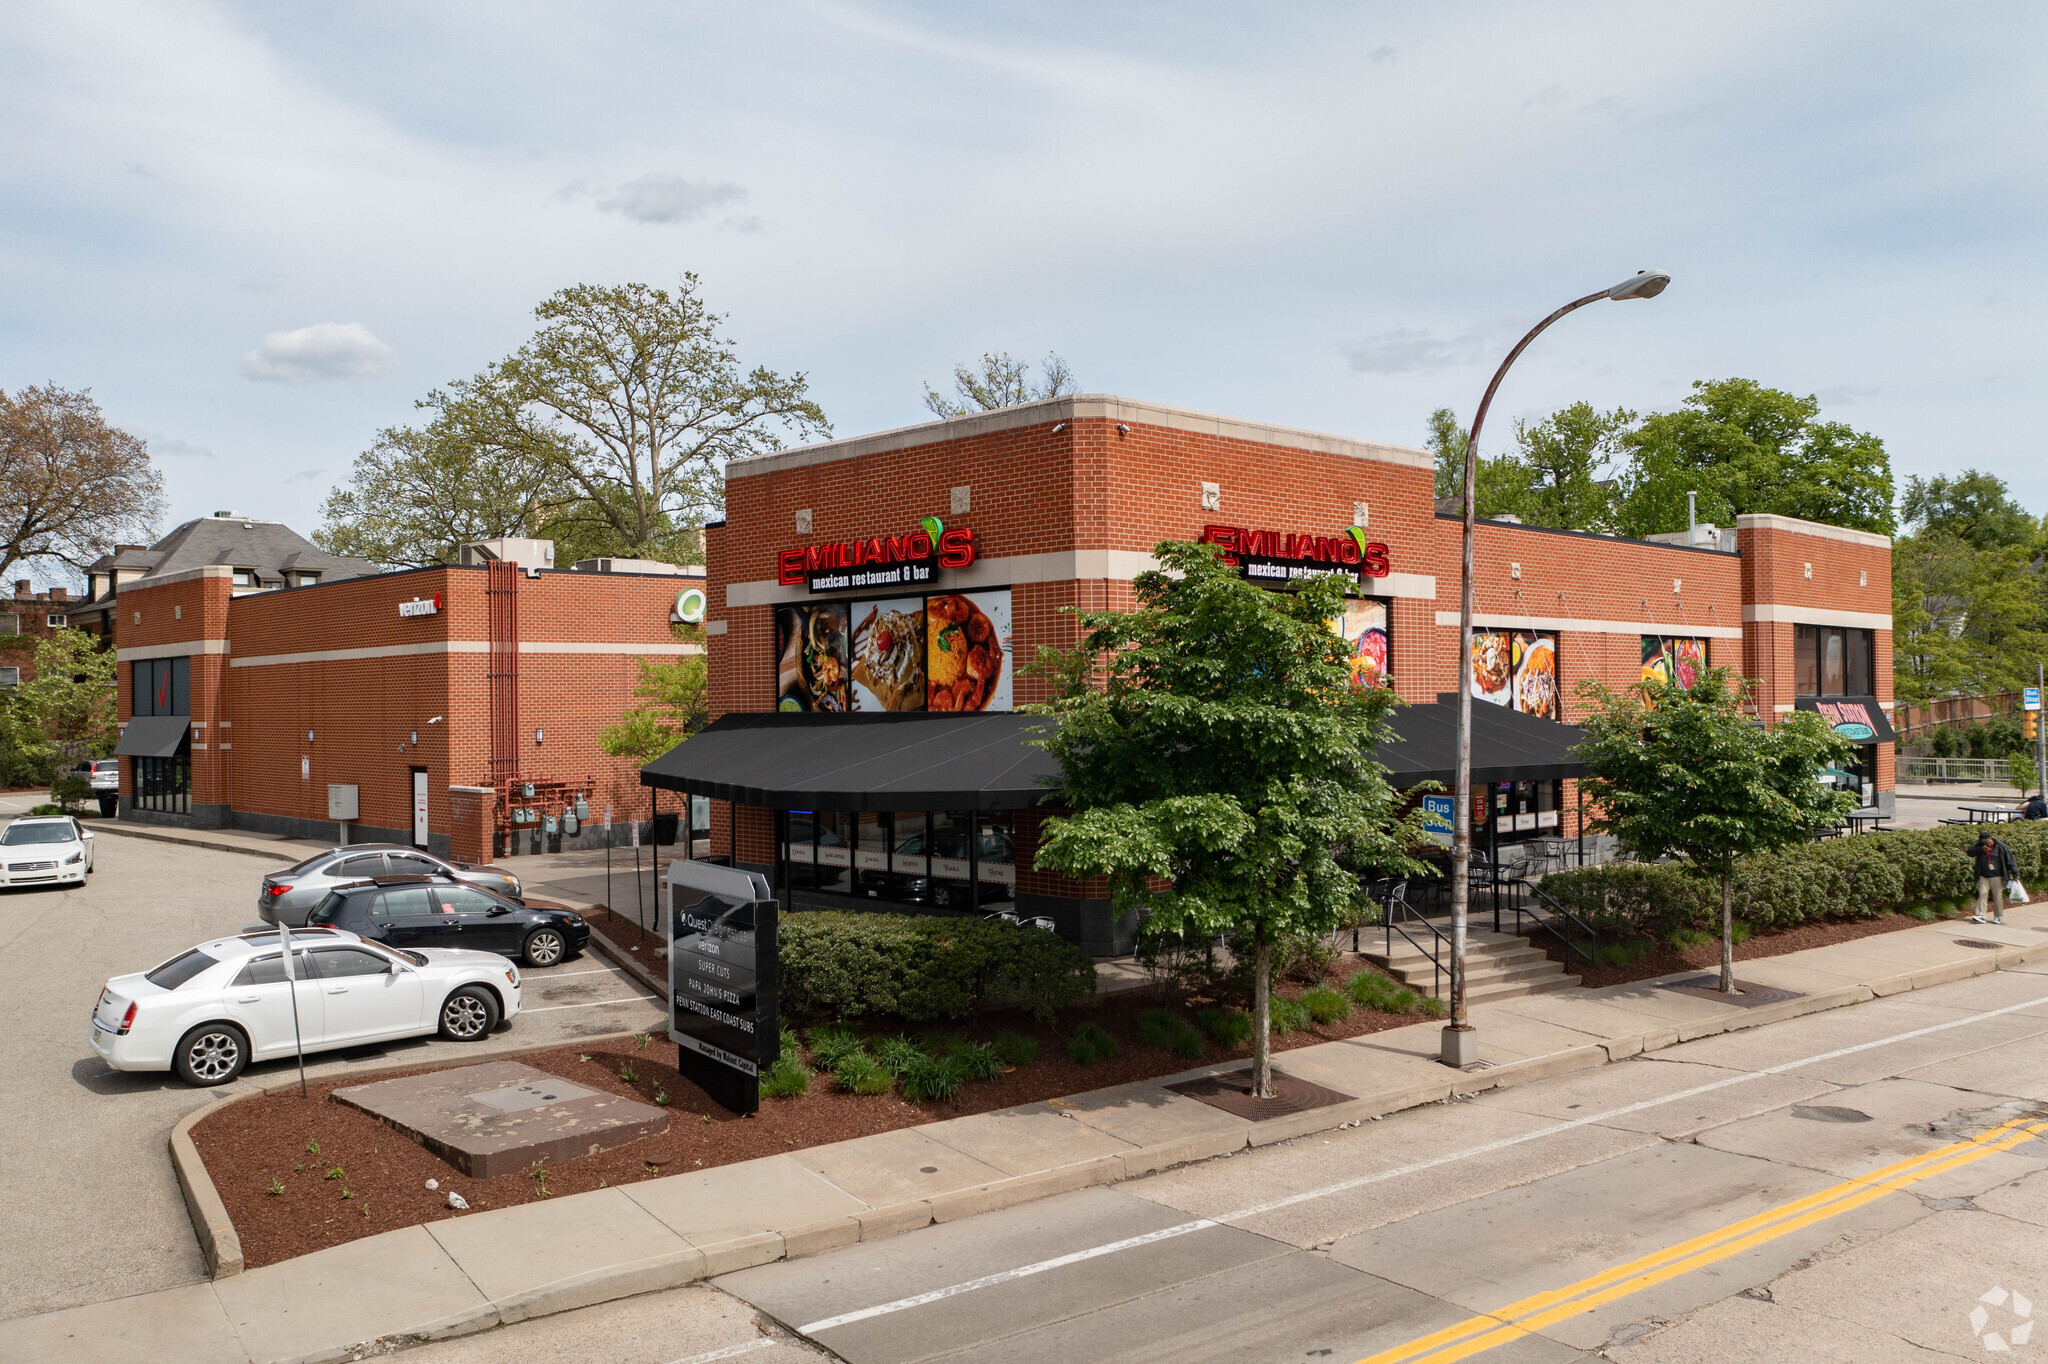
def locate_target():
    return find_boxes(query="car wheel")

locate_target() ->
[521,927,567,968]
[173,1023,248,1087]
[438,987,499,1041]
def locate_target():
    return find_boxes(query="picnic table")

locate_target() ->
[1844,808,1891,833]
[1956,802,2023,824]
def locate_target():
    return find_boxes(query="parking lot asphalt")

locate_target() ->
[0,818,667,1322]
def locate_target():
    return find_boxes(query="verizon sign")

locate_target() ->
[399,594,443,618]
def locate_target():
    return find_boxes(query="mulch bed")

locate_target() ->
[192,955,1429,1267]
[1527,907,1976,989]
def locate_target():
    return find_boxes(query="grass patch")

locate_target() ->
[991,1032,1039,1066]
[1066,1021,1120,1065]
[1346,970,1419,1014]
[1416,995,1447,1018]
[1300,984,1351,1024]
[806,1025,866,1070]
[833,1052,897,1095]
[1137,1008,1206,1057]
[1902,904,1941,922]
[760,1058,811,1099]
[873,1036,925,1073]
[955,1042,1005,1080]
[1666,927,1713,951]
[1196,1007,1253,1049]
[1268,995,1313,1035]
[1594,939,1652,969]
[900,1053,967,1102]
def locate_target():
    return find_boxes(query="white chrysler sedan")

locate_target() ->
[90,928,522,1086]
[0,815,94,887]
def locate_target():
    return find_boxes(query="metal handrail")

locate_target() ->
[1513,879,1598,976]
[1383,882,1451,999]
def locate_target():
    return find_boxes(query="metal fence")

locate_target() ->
[1898,756,2025,785]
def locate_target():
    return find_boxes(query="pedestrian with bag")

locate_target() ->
[1970,830,2017,924]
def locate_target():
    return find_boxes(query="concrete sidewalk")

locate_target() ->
[9,908,2048,1364]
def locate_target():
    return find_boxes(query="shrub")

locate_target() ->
[1346,971,1420,1014]
[1269,995,1313,1035]
[1134,926,1216,988]
[1593,940,1651,969]
[900,1053,966,1102]
[779,912,1098,1022]
[1225,929,1337,989]
[1538,823,2048,938]
[760,1058,810,1099]
[806,1026,865,1070]
[1196,1007,1254,1049]
[778,1026,802,1066]
[1300,985,1351,1025]
[873,1036,925,1073]
[955,1042,1004,1080]
[1066,1021,1119,1065]
[917,1029,965,1057]
[833,1053,897,1095]
[991,1032,1039,1066]
[27,803,62,816]
[1136,1008,1205,1057]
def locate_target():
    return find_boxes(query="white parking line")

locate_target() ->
[529,966,625,980]
[664,1340,775,1364]
[792,988,2048,1337]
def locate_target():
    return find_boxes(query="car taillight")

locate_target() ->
[117,1002,138,1036]
[266,884,288,897]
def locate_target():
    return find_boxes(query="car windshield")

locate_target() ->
[396,949,427,966]
[145,949,218,990]
[1,822,74,845]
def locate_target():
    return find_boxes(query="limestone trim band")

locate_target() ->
[1743,604,1893,629]
[229,640,704,668]
[117,640,231,662]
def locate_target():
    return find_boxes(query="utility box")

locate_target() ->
[459,538,556,572]
[326,784,360,821]
[668,861,779,1116]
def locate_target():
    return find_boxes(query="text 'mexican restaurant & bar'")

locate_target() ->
[644,395,1895,957]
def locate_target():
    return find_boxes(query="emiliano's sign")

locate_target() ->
[1198,524,1390,590]
[777,517,978,594]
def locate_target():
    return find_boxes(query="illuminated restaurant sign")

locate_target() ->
[1198,524,1390,588]
[778,518,978,594]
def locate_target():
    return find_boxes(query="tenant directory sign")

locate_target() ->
[668,861,779,1115]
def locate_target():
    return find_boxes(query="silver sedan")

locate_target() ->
[258,844,523,926]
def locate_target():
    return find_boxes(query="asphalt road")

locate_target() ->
[382,959,2048,1363]
[0,816,667,1321]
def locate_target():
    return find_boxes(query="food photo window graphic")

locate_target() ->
[1471,630,1560,721]
[1640,636,1707,690]
[1334,599,1391,689]
[777,588,1013,714]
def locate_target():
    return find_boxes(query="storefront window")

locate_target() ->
[133,753,190,814]
[1795,626,1875,697]
[1483,779,1564,841]
[1819,748,1876,807]
[132,656,190,717]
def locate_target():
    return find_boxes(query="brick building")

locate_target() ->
[1,579,80,688]
[112,544,705,861]
[644,395,1895,956]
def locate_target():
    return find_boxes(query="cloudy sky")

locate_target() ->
[4,2,2043,564]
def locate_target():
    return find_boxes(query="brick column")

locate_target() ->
[449,785,497,865]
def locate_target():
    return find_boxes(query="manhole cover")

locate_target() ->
[1791,1104,1872,1124]
[1955,939,2005,950]
[471,1079,601,1113]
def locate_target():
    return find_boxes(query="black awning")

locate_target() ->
[1794,696,1897,745]
[1373,694,1589,788]
[116,716,190,758]
[640,712,1062,812]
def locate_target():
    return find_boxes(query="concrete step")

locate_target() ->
[1366,944,1554,974]
[1463,973,1581,1004]
[1376,957,1567,989]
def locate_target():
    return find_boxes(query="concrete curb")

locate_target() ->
[584,916,667,997]
[91,821,309,864]
[162,933,2048,1362]
[168,1030,646,1282]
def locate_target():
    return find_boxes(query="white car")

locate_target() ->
[0,815,94,887]
[90,928,523,1086]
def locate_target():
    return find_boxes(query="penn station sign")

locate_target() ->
[777,517,978,594]
[1198,524,1390,589]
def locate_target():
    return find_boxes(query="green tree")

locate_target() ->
[319,278,829,566]
[599,653,710,766]
[1573,668,1857,991]
[1427,406,1468,502]
[1899,470,2039,552]
[0,384,166,583]
[923,351,1076,418]
[1030,541,1428,1096]
[1613,379,1895,538]
[1479,402,1634,532]
[12,630,118,773]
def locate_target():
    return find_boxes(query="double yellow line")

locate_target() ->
[1356,1115,2048,1364]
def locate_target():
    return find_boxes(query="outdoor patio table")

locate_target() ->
[1957,802,2023,824]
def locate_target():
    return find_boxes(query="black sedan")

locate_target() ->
[305,876,588,967]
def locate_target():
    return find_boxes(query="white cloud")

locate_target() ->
[1341,323,1517,376]
[238,323,398,385]
[592,174,747,225]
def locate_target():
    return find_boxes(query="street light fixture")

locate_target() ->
[1441,270,1671,1070]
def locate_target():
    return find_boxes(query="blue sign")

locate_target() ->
[1421,794,1456,846]
[2027,687,2041,712]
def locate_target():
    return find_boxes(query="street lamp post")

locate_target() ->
[1441,270,1671,1069]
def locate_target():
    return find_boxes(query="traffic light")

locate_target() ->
[2027,711,2039,742]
